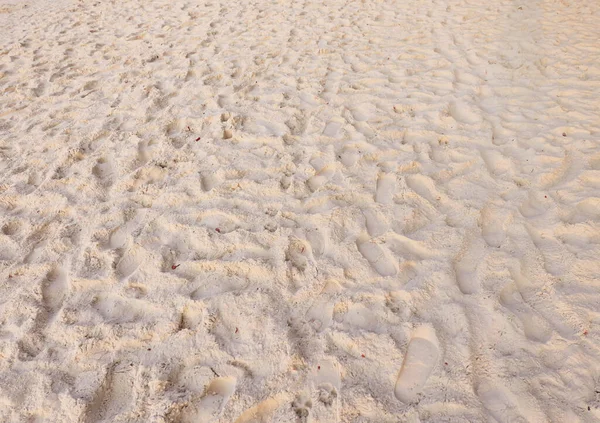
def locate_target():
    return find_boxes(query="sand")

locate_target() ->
[1,0,600,421]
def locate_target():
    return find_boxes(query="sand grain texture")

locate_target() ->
[1,0,600,421]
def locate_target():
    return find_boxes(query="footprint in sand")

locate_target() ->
[480,203,509,248]
[322,120,343,138]
[197,210,241,234]
[305,279,342,332]
[307,164,335,193]
[476,379,527,423]
[292,392,312,421]
[394,326,440,403]
[92,156,117,185]
[453,233,486,295]
[567,197,600,223]
[448,100,481,124]
[108,225,128,249]
[287,236,314,271]
[305,225,330,257]
[137,138,159,163]
[310,358,341,422]
[115,245,144,281]
[385,233,438,261]
[201,172,224,192]
[499,282,552,343]
[24,242,46,264]
[519,190,551,218]
[338,145,361,167]
[362,207,389,237]
[42,265,70,312]
[190,273,249,300]
[93,292,159,324]
[375,172,396,204]
[2,219,24,237]
[180,376,237,423]
[84,361,139,423]
[356,234,398,277]
[525,224,571,276]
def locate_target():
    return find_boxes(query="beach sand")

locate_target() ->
[1,0,600,421]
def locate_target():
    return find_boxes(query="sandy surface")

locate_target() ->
[1,0,600,422]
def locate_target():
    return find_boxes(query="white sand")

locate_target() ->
[1,0,600,421]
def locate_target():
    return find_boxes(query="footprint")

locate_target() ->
[2,219,24,236]
[448,100,481,124]
[338,145,361,167]
[510,263,581,339]
[92,156,117,185]
[375,172,395,204]
[567,197,600,223]
[292,392,312,421]
[363,208,389,237]
[394,326,440,403]
[307,164,335,193]
[84,361,138,423]
[356,234,398,277]
[27,170,44,190]
[137,138,159,163]
[480,149,513,177]
[539,150,578,189]
[197,210,240,234]
[93,293,159,324]
[317,383,338,407]
[322,120,342,138]
[24,240,47,264]
[190,274,249,300]
[178,304,206,331]
[405,174,445,206]
[386,290,414,320]
[42,265,69,312]
[17,333,45,360]
[116,245,144,280]
[286,236,313,271]
[305,279,342,332]
[499,282,552,343]
[348,103,376,122]
[476,379,527,423]
[180,376,237,423]
[335,301,387,333]
[310,359,341,422]
[32,81,47,97]
[201,172,224,192]
[385,233,438,260]
[525,225,570,276]
[480,204,508,248]
[305,226,330,257]
[453,234,485,295]
[519,190,551,218]
[108,226,128,249]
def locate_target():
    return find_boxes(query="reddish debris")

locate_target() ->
[171,264,180,270]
